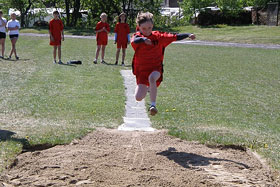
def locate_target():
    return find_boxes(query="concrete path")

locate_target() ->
[118,70,155,132]
[174,40,280,49]
[21,33,280,49]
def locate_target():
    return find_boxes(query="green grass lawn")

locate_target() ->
[21,24,280,44]
[0,36,129,171]
[0,35,279,173]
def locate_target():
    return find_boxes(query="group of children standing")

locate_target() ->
[49,11,130,66]
[0,11,20,60]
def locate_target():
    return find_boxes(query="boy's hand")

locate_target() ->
[50,35,54,42]
[144,39,152,45]
[189,34,196,40]
[62,36,64,41]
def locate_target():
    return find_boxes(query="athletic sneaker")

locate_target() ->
[8,56,11,59]
[93,60,97,64]
[0,56,3,59]
[149,105,158,116]
[53,60,57,64]
[121,62,125,66]
[16,56,19,60]
[115,61,118,65]
[58,60,63,64]
[101,60,106,64]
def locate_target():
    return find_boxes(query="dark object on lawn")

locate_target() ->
[33,20,49,27]
[67,60,82,65]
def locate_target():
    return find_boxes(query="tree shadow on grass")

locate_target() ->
[0,129,54,153]
[157,147,249,169]
[0,129,29,148]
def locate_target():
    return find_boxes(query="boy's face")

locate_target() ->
[101,15,107,22]
[120,15,126,22]
[53,13,59,19]
[11,14,16,20]
[139,21,153,36]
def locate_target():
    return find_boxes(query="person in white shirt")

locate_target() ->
[0,10,7,58]
[7,13,20,60]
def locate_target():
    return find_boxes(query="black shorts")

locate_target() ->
[9,34,19,39]
[0,32,6,39]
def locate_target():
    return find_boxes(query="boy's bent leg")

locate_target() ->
[148,71,161,104]
[135,84,148,101]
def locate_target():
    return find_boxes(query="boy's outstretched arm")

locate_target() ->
[176,33,195,40]
[132,36,152,45]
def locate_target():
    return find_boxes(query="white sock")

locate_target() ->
[151,102,156,106]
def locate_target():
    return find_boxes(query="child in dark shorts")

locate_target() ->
[7,13,20,60]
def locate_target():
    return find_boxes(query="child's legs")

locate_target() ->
[148,71,161,103]
[135,84,148,101]
[122,48,126,62]
[53,46,58,60]
[57,46,61,60]
[95,45,101,60]
[0,38,5,56]
[101,45,106,60]
[116,48,121,62]
[10,38,18,57]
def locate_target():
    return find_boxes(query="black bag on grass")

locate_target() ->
[67,60,82,65]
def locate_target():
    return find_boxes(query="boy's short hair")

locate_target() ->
[0,10,3,14]
[136,12,153,26]
[53,10,59,15]
[100,13,107,18]
[118,12,126,22]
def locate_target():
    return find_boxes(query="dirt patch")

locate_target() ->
[0,128,278,187]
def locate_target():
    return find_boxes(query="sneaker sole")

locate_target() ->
[149,108,158,116]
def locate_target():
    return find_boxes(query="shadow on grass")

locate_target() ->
[100,61,132,67]
[0,129,54,153]
[197,24,253,29]
[0,129,29,148]
[157,147,249,169]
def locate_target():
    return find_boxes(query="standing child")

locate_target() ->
[131,12,195,116]
[0,10,7,59]
[114,12,130,66]
[7,13,20,60]
[49,10,64,64]
[94,13,110,64]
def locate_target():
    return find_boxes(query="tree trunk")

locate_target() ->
[72,0,81,26]
[65,0,71,26]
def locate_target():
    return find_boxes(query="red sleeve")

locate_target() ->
[131,32,141,51]
[159,32,177,47]
[95,22,101,31]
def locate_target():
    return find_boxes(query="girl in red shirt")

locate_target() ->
[94,13,110,64]
[131,12,195,116]
[49,11,64,64]
[114,12,130,66]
